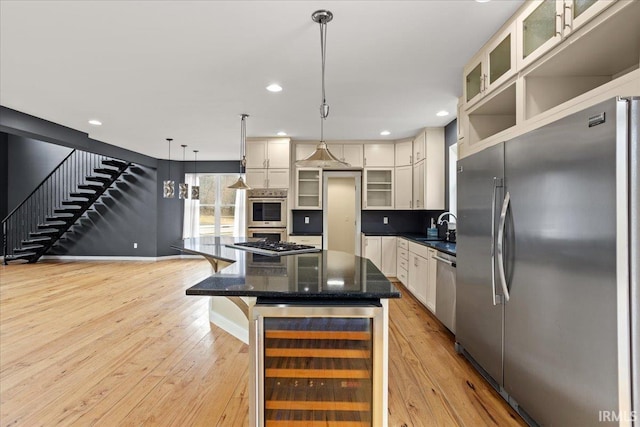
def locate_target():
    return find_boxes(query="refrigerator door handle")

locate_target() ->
[497,191,511,302]
[491,177,503,305]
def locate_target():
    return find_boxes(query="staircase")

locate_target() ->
[2,150,132,264]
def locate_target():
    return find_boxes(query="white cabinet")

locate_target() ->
[381,236,397,277]
[427,248,438,313]
[295,143,318,161]
[364,144,395,168]
[362,235,382,271]
[407,241,435,313]
[396,238,409,286]
[246,138,290,189]
[412,161,425,210]
[362,235,396,277]
[464,22,517,107]
[395,166,413,210]
[413,128,445,210]
[288,235,322,249]
[296,168,322,209]
[516,0,615,70]
[413,131,426,164]
[394,141,412,167]
[327,144,364,167]
[246,169,290,189]
[363,168,394,210]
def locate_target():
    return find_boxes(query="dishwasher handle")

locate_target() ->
[433,254,456,268]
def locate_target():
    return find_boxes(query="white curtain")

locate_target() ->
[233,181,247,237]
[183,173,200,238]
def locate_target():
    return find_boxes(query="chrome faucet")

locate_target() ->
[437,212,457,224]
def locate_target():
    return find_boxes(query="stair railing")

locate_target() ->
[2,149,117,263]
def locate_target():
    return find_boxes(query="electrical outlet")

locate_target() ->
[133,243,138,249]
[304,216,310,224]
[383,217,388,224]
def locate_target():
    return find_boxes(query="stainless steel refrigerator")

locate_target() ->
[456,97,638,426]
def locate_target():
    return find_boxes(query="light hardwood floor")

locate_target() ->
[0,260,524,426]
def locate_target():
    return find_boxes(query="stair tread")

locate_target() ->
[5,253,37,260]
[102,159,129,168]
[78,184,102,190]
[15,246,44,253]
[22,237,52,243]
[86,177,111,183]
[54,208,81,213]
[69,193,94,198]
[93,168,119,175]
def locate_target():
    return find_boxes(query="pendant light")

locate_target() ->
[163,138,175,198]
[179,144,189,199]
[228,113,251,190]
[296,10,350,169]
[191,150,200,200]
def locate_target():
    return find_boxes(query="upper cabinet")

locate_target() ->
[364,144,395,168]
[516,0,615,70]
[394,141,412,167]
[464,22,517,107]
[295,168,322,209]
[295,143,317,161]
[412,131,426,163]
[246,138,290,188]
[363,168,394,210]
[246,138,290,169]
[327,143,364,167]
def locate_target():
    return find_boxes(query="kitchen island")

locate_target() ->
[172,236,400,426]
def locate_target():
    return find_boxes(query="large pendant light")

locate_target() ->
[163,138,175,198]
[228,113,251,190]
[179,144,189,199]
[191,150,200,200]
[296,10,350,169]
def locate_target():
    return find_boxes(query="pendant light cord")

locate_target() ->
[319,18,329,142]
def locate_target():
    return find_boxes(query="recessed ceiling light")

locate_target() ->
[276,131,287,136]
[266,83,283,92]
[436,110,450,117]
[475,0,491,3]
[380,130,391,136]
[88,119,102,126]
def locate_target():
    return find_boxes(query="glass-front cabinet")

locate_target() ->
[363,168,393,210]
[517,0,615,69]
[296,168,322,209]
[463,22,516,107]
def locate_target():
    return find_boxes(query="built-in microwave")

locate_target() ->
[247,189,287,228]
[246,227,287,242]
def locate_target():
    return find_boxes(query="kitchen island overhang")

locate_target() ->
[173,236,400,426]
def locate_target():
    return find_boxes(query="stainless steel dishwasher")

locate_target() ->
[434,251,456,333]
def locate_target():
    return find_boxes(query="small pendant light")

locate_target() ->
[228,113,251,190]
[163,137,175,198]
[296,10,350,169]
[191,150,200,200]
[179,144,189,199]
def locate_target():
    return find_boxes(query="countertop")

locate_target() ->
[173,236,401,299]
[361,232,457,256]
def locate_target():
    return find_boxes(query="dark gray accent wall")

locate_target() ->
[444,119,457,210]
[0,133,8,220]
[7,134,73,211]
[52,165,159,257]
[156,160,185,256]
[291,210,323,234]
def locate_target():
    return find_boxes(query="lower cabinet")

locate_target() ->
[406,241,436,313]
[361,235,396,277]
[288,235,322,249]
[396,238,409,286]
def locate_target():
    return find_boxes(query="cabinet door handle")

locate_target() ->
[410,155,412,164]
[555,13,562,36]
[409,200,412,208]
[364,157,367,167]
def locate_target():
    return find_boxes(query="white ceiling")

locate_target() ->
[0,0,523,161]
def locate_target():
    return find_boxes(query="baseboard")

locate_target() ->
[39,254,202,262]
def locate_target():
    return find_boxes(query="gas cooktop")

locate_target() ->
[225,241,321,256]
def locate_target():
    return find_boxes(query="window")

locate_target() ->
[198,174,241,236]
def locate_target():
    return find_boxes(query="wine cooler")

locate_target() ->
[250,302,386,426]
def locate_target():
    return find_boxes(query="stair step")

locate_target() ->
[54,208,81,214]
[102,159,129,169]
[5,253,37,262]
[78,184,103,191]
[22,237,52,244]
[69,192,95,199]
[38,222,68,230]
[30,230,60,238]
[86,176,112,184]
[46,215,74,221]
[61,200,89,207]
[15,245,44,254]
[93,168,119,176]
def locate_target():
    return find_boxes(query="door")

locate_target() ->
[245,140,267,169]
[267,169,289,189]
[324,171,361,255]
[266,139,290,169]
[395,166,412,209]
[456,142,505,386]
[516,0,563,70]
[246,169,267,189]
[502,98,619,426]
[412,161,425,210]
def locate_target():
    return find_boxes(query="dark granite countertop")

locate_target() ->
[173,236,401,299]
[361,232,456,256]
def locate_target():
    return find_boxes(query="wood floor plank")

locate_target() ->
[0,260,525,426]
